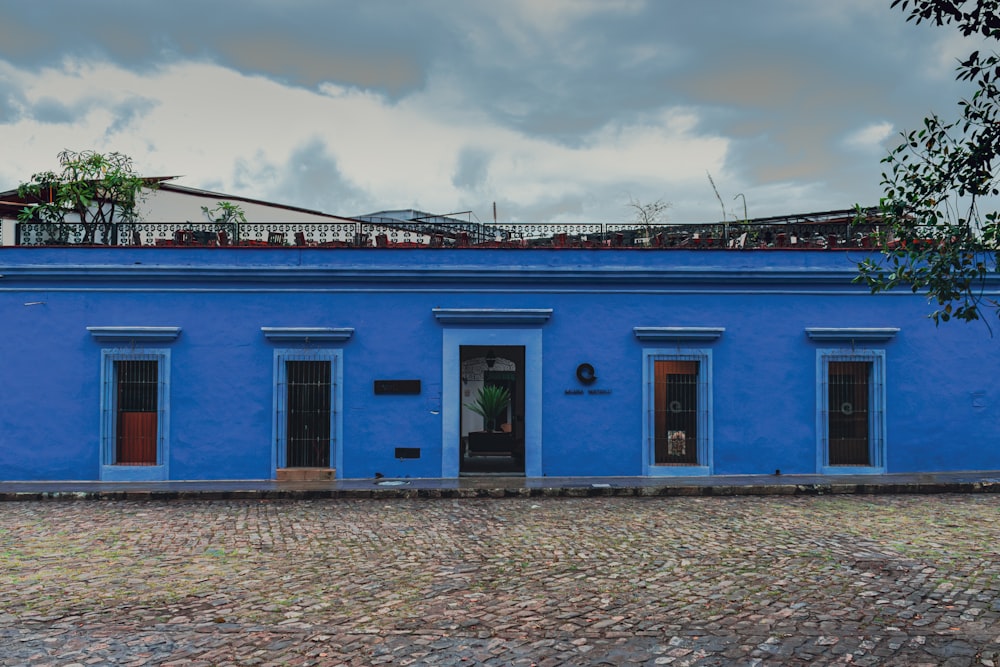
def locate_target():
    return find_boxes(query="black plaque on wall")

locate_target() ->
[395,447,421,459]
[374,379,421,395]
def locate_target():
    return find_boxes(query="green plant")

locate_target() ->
[202,201,247,227]
[17,150,150,245]
[856,0,1000,326]
[464,384,511,431]
[202,201,247,242]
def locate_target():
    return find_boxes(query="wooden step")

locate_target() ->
[276,468,336,482]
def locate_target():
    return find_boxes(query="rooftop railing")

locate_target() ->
[12,212,887,250]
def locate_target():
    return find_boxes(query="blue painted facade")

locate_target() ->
[1,246,997,481]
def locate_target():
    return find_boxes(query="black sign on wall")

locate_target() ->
[374,379,422,395]
[576,363,598,384]
[395,447,421,459]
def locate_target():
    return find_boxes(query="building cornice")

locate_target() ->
[432,308,553,325]
[87,326,181,342]
[261,327,355,342]
[4,250,998,293]
[633,327,725,342]
[0,264,873,287]
[804,327,900,342]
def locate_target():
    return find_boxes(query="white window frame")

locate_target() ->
[436,309,551,479]
[816,348,886,474]
[272,349,343,477]
[642,348,713,476]
[99,348,170,481]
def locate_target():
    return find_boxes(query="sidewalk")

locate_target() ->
[3,470,1000,501]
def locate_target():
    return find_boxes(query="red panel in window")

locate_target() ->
[118,411,157,465]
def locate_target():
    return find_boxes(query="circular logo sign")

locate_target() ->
[576,363,597,384]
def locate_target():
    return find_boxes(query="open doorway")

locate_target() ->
[459,345,525,475]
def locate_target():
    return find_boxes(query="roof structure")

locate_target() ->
[0,177,354,222]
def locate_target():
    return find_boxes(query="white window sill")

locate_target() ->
[820,465,885,476]
[645,465,711,477]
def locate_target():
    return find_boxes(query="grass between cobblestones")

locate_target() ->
[0,495,998,665]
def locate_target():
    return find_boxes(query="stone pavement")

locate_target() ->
[1,494,999,666]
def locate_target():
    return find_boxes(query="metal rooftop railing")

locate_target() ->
[12,208,886,250]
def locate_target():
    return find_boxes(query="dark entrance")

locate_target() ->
[827,361,871,466]
[285,360,332,468]
[459,345,526,475]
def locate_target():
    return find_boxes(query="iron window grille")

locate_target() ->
[644,350,712,474]
[274,349,340,470]
[817,349,886,472]
[100,348,169,470]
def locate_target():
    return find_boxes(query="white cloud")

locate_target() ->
[0,56,734,222]
[0,1,976,224]
[507,0,643,24]
[479,0,643,38]
[926,29,989,80]
[843,121,893,152]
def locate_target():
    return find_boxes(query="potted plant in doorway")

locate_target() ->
[465,384,513,455]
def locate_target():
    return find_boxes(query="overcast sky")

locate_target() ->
[0,1,983,223]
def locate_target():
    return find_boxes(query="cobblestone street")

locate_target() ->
[1,494,999,666]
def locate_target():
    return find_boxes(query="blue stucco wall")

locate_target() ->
[1,247,997,480]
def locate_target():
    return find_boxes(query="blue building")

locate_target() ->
[1,221,997,482]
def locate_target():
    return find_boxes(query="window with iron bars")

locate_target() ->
[644,350,712,475]
[816,350,885,473]
[274,350,340,470]
[100,349,169,479]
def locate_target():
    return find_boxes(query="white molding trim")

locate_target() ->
[442,328,543,478]
[815,348,887,474]
[433,308,553,325]
[633,326,725,342]
[642,348,714,476]
[87,326,181,342]
[271,348,343,479]
[261,327,354,342]
[99,347,170,481]
[805,327,899,342]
